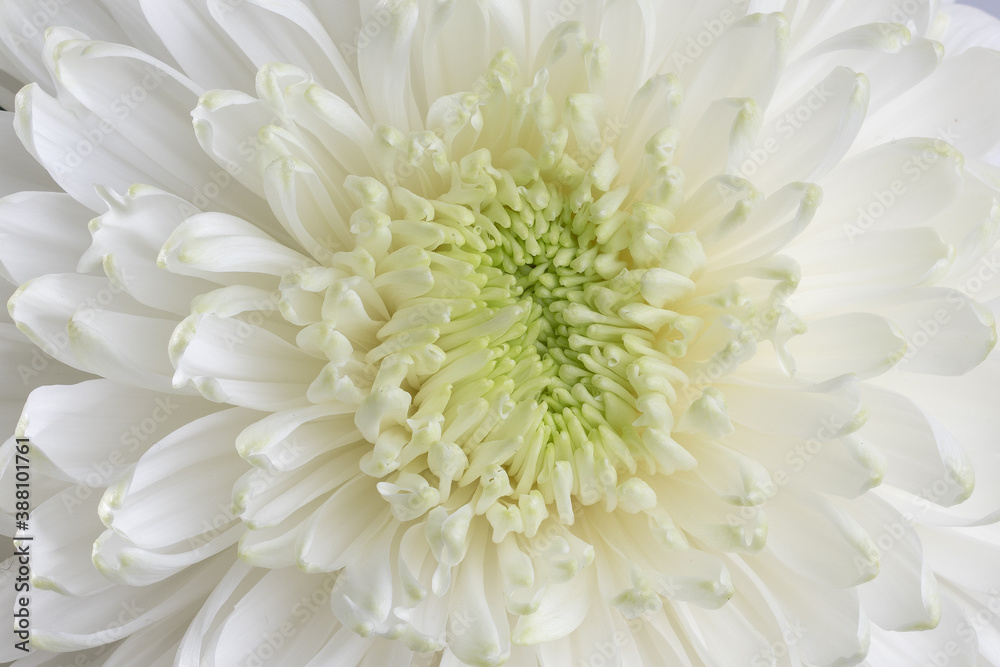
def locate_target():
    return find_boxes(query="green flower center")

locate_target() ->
[343,123,713,537]
[284,47,793,540]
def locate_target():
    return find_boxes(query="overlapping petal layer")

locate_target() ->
[1,1,1000,666]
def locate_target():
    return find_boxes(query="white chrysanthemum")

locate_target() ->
[2,0,1000,665]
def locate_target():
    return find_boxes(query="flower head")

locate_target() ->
[2,1,1000,665]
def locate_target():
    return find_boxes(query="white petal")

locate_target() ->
[628,611,695,666]
[680,13,789,132]
[302,0,366,70]
[0,110,58,196]
[521,0,601,64]
[235,444,365,529]
[616,73,682,174]
[237,505,313,569]
[205,568,339,665]
[919,523,1000,595]
[8,273,180,391]
[811,137,965,244]
[781,27,942,114]
[48,36,198,173]
[676,173,761,236]
[41,34,270,222]
[590,511,733,609]
[0,0,129,91]
[764,489,879,587]
[192,88,274,196]
[100,602,193,667]
[22,379,216,484]
[877,287,996,376]
[787,0,936,52]
[785,312,906,380]
[859,384,975,507]
[931,169,1000,274]
[236,404,359,472]
[654,473,767,553]
[724,421,886,499]
[158,212,316,280]
[30,551,233,652]
[99,0,179,67]
[679,96,760,190]
[749,552,868,665]
[0,191,93,284]
[789,227,952,315]
[872,350,1000,525]
[866,595,978,667]
[688,439,770,508]
[513,571,592,647]
[174,558,258,665]
[845,493,940,632]
[859,47,1000,161]
[170,312,320,411]
[297,474,392,573]
[0,325,89,434]
[92,524,240,588]
[446,527,511,666]
[14,83,165,212]
[704,181,821,267]
[69,309,179,390]
[303,628,377,667]
[99,408,257,549]
[414,0,495,110]
[209,0,367,116]
[30,488,110,597]
[83,185,221,315]
[269,70,379,179]
[262,156,357,260]
[751,66,869,192]
[847,34,943,113]
[558,6,638,120]
[139,0,257,91]
[534,574,630,666]
[330,523,434,651]
[791,433,887,499]
[719,374,865,441]
[354,638,416,667]
[675,595,777,667]
[356,0,421,130]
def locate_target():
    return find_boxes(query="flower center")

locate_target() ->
[283,47,796,543]
[341,124,713,539]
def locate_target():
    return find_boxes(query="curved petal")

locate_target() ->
[99,408,258,550]
[21,379,217,484]
[207,0,367,116]
[30,488,111,597]
[859,383,974,507]
[0,110,59,197]
[0,191,93,285]
[30,551,233,652]
[139,0,257,91]
[170,312,321,411]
